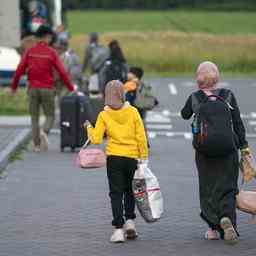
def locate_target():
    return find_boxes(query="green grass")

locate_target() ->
[68,10,256,76]
[0,136,28,176]
[0,88,28,115]
[68,10,256,35]
[2,10,256,116]
[70,31,256,75]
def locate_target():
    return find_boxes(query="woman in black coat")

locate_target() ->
[181,61,251,245]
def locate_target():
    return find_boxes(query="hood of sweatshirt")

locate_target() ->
[103,102,132,125]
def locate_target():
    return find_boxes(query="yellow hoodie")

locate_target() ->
[87,102,148,160]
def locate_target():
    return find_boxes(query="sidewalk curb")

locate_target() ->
[0,128,31,173]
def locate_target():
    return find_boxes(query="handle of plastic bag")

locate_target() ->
[136,161,148,178]
[82,139,90,149]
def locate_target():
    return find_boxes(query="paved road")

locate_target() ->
[0,78,256,256]
[0,128,23,153]
[145,78,256,139]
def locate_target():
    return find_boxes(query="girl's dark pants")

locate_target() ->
[107,156,137,228]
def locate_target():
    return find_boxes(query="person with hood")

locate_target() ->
[84,80,148,243]
[181,61,251,244]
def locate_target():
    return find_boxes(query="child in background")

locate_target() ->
[124,67,158,120]
[84,80,148,243]
[123,67,142,108]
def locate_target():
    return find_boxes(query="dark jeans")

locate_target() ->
[107,156,138,228]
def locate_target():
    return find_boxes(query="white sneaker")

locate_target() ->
[204,228,219,240]
[40,131,49,151]
[33,145,41,153]
[110,228,125,243]
[220,217,238,245]
[125,219,138,240]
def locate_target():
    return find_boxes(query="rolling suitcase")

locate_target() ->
[60,95,93,152]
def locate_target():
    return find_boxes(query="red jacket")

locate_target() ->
[11,41,74,91]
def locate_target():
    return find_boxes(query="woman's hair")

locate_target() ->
[196,61,220,90]
[108,40,126,63]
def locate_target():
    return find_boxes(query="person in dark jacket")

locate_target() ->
[181,61,252,245]
[11,25,75,152]
[99,40,128,94]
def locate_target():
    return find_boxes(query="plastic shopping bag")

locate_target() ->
[240,154,256,183]
[89,74,99,93]
[236,190,256,223]
[132,163,163,223]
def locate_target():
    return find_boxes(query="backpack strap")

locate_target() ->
[218,88,232,103]
[218,89,234,110]
[192,89,234,113]
[191,90,207,114]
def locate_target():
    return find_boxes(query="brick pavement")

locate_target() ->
[0,134,256,256]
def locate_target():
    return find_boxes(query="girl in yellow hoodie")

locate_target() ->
[84,80,148,243]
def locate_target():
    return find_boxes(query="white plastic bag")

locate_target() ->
[132,163,163,223]
[89,74,99,93]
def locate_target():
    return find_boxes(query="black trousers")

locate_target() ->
[107,156,138,228]
[196,151,239,237]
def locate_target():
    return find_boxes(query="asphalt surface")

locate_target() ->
[0,128,22,153]
[0,78,256,256]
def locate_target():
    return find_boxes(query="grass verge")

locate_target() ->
[68,10,256,35]
[0,139,28,179]
[0,88,28,115]
[68,10,256,75]
[70,31,256,75]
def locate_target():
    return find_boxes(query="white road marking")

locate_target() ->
[182,81,196,87]
[249,121,256,126]
[219,82,230,87]
[168,112,181,117]
[147,131,193,139]
[162,109,171,117]
[184,133,193,139]
[163,111,256,119]
[182,81,230,88]
[147,124,173,130]
[247,133,256,138]
[168,83,178,95]
[147,131,256,140]
[241,113,256,119]
[146,111,171,123]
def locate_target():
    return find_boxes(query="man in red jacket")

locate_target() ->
[11,25,75,152]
